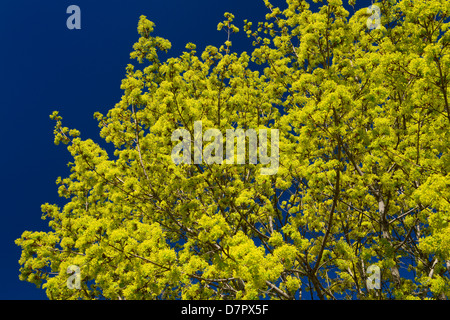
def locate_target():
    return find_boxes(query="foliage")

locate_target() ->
[16,0,450,300]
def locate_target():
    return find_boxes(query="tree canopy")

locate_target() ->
[16,0,450,300]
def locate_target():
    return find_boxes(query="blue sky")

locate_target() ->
[0,0,372,300]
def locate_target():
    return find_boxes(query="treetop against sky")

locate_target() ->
[15,0,450,300]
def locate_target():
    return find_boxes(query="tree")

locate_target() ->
[16,0,450,300]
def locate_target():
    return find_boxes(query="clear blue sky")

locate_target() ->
[0,0,365,299]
